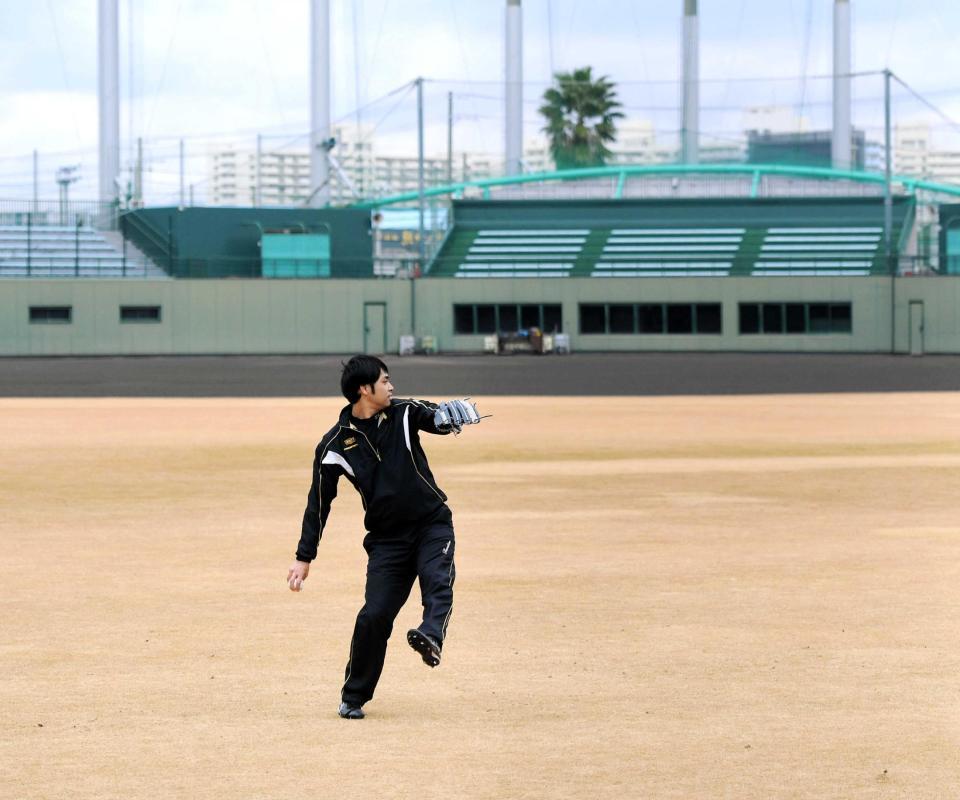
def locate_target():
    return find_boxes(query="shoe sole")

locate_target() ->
[338,705,365,720]
[406,629,441,668]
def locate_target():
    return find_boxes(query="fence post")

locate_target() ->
[25,211,32,276]
[167,215,174,276]
[121,213,127,277]
[75,218,81,276]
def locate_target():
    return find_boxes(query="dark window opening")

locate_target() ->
[808,303,830,333]
[762,303,784,334]
[696,304,722,334]
[739,303,760,334]
[520,304,541,329]
[580,303,720,335]
[739,301,852,335]
[30,306,72,324]
[120,305,161,323]
[542,304,563,333]
[497,304,518,332]
[609,304,636,334]
[453,305,474,335]
[476,305,496,334]
[830,303,852,333]
[785,303,806,333]
[456,303,562,335]
[579,305,607,334]
[666,304,693,334]
[638,304,664,334]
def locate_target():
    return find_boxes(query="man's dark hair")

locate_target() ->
[341,355,388,402]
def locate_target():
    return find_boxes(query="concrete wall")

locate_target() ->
[415,277,896,354]
[0,276,955,356]
[0,280,408,356]
[893,276,960,354]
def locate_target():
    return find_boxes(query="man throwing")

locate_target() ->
[287,355,483,719]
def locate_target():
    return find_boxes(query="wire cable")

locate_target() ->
[352,0,363,133]
[364,0,391,103]
[426,71,886,86]
[252,0,288,125]
[719,0,747,117]
[547,0,555,77]
[144,0,185,137]
[891,73,960,138]
[448,0,473,82]
[43,0,83,146]
[797,0,814,121]
[885,0,904,67]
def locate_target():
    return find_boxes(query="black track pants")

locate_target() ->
[341,520,455,705]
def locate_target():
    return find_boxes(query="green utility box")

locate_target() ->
[262,233,331,278]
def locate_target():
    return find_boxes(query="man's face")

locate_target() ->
[366,369,394,409]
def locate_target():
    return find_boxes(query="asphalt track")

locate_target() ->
[1,352,959,396]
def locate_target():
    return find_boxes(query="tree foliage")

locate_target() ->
[539,67,624,170]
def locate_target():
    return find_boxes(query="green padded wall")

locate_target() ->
[123,206,373,278]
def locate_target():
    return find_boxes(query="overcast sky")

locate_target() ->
[2,0,958,200]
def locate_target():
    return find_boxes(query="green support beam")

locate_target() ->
[614,171,627,199]
[351,163,960,210]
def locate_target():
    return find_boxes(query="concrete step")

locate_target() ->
[0,263,168,277]
[0,224,167,278]
[0,248,122,258]
[1,251,124,260]
[0,225,102,234]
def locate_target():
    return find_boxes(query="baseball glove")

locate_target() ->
[434,398,482,434]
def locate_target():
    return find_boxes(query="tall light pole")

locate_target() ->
[832,0,852,169]
[98,0,120,204]
[681,0,699,164]
[505,0,523,175]
[310,0,331,207]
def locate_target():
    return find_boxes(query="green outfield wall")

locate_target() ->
[1,276,957,356]
[122,207,374,278]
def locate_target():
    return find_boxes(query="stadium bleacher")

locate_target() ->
[0,225,163,278]
[428,198,913,278]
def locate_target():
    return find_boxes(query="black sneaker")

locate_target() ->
[338,701,365,719]
[406,629,441,668]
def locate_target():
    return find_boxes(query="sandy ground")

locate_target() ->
[2,394,960,800]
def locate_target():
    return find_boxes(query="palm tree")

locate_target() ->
[539,67,624,170]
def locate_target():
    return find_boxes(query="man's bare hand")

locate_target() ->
[287,560,310,592]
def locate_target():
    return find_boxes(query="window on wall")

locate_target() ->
[29,306,72,324]
[666,305,693,334]
[609,304,635,334]
[476,305,496,334]
[638,304,664,334]
[579,303,722,335]
[120,305,162,323]
[498,304,518,332]
[579,305,606,334]
[520,304,541,329]
[542,304,563,333]
[453,303,563,335]
[453,305,474,335]
[696,304,722,334]
[739,302,853,334]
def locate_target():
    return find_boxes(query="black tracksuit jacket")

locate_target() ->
[295,398,451,562]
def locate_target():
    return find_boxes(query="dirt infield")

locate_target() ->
[5,352,960,396]
[3,395,960,799]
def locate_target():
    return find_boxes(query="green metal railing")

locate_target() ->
[0,198,119,229]
[351,164,960,209]
[120,211,174,275]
